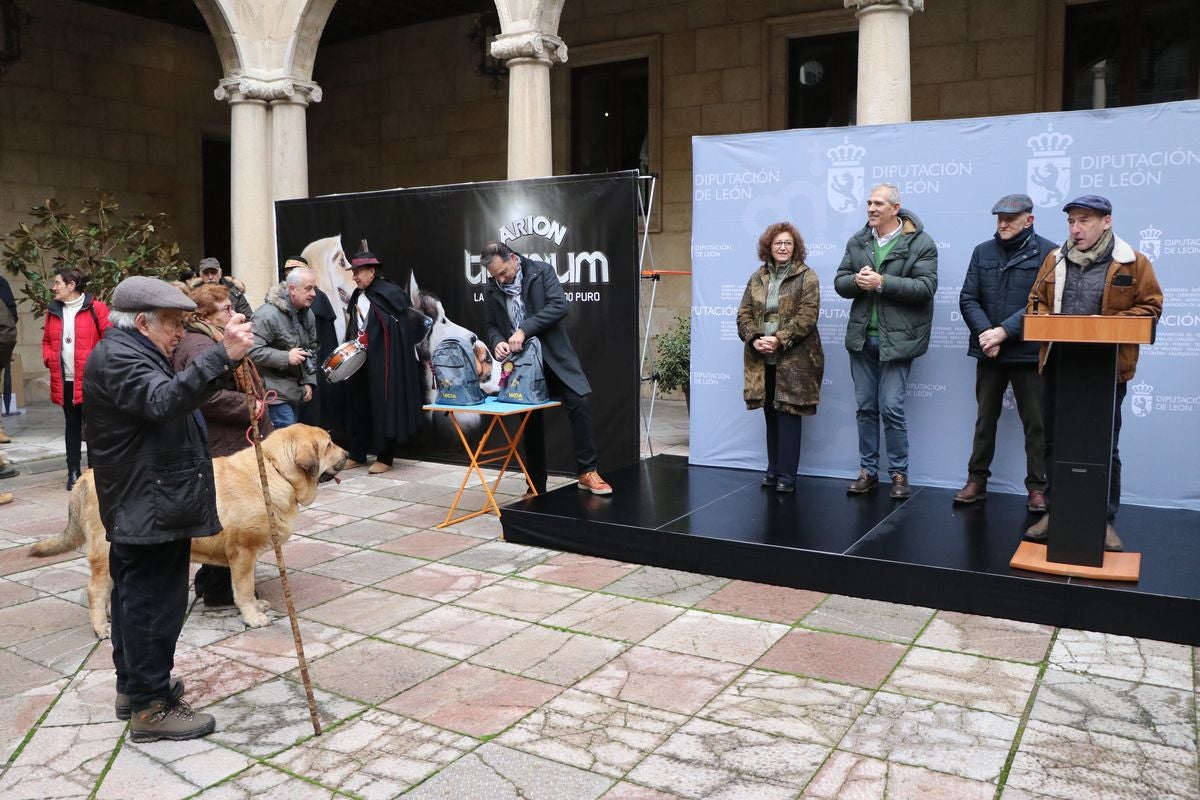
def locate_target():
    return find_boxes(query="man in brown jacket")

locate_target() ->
[1024,195,1162,551]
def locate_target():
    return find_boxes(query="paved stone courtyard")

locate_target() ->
[0,401,1196,799]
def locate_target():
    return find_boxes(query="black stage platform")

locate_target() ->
[503,455,1200,646]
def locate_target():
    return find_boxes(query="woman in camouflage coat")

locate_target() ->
[736,221,824,493]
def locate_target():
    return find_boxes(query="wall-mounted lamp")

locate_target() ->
[0,0,31,78]
[468,9,507,91]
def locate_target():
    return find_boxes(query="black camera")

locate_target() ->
[301,353,318,375]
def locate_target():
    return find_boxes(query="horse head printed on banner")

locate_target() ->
[301,234,357,342]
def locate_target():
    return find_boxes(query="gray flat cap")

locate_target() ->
[111,276,196,312]
[198,257,221,272]
[991,193,1034,214]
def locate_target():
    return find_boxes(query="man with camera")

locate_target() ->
[250,267,319,429]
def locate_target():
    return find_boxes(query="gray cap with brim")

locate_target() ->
[111,276,196,312]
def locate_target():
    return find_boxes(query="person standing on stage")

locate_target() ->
[955,194,1055,511]
[834,183,938,499]
[736,221,824,493]
[1024,195,1162,551]
[480,241,612,497]
[342,244,423,474]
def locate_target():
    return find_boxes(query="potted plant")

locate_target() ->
[655,314,691,409]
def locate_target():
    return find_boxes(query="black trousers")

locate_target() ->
[110,538,191,712]
[348,436,396,466]
[763,366,803,483]
[1042,352,1126,521]
[966,361,1045,491]
[62,380,86,472]
[522,364,597,492]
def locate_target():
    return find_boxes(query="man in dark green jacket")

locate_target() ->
[834,183,938,499]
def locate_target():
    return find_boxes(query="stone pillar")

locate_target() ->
[493,32,568,179]
[271,82,322,202]
[845,0,923,125]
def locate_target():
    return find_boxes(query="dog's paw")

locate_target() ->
[241,608,271,628]
[254,599,271,613]
[94,623,111,639]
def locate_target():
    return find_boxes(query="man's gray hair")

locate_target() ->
[285,267,315,288]
[872,183,901,205]
[109,309,169,330]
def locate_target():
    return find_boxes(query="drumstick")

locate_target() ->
[235,363,322,737]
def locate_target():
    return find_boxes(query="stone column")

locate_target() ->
[845,0,923,125]
[271,81,322,202]
[492,32,568,179]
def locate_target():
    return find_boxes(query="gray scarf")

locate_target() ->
[499,265,525,330]
[1065,229,1114,269]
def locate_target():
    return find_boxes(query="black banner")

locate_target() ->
[275,171,641,474]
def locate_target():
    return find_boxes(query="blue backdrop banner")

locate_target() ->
[690,100,1200,510]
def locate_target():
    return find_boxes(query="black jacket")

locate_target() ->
[959,228,1056,363]
[483,255,591,396]
[83,327,234,544]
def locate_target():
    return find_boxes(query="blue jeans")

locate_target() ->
[849,336,912,476]
[267,402,298,429]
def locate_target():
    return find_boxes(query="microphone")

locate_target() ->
[1031,240,1073,315]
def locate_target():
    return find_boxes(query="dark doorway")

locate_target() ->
[788,32,858,129]
[201,137,231,277]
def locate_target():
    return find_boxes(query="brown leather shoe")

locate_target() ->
[578,471,612,496]
[889,472,912,499]
[0,492,12,506]
[847,470,878,494]
[1104,523,1123,552]
[953,481,986,504]
[1026,489,1047,513]
[1025,514,1049,542]
[343,459,366,470]
[368,461,393,475]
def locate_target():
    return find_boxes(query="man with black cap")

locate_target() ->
[192,257,253,319]
[342,244,423,474]
[1025,195,1163,551]
[84,276,254,741]
[955,194,1055,510]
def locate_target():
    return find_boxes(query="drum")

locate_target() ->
[322,340,366,383]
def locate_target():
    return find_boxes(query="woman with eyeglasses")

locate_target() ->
[42,268,110,490]
[736,222,825,493]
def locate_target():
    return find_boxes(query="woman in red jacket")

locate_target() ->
[42,268,110,489]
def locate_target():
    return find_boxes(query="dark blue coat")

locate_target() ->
[959,229,1056,363]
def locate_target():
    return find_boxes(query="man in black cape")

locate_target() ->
[342,245,423,474]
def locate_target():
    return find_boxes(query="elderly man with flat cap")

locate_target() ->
[955,194,1055,511]
[1025,195,1163,551]
[84,276,254,742]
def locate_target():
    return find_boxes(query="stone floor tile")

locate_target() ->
[403,742,613,800]
[575,645,743,716]
[383,662,562,738]
[96,736,254,800]
[755,628,906,689]
[883,646,1040,715]
[12,622,98,675]
[627,717,829,799]
[800,750,997,799]
[603,566,727,606]
[0,639,85,705]
[42,668,122,726]
[269,708,475,799]
[290,510,359,536]
[379,605,530,659]
[497,689,687,777]
[299,586,437,634]
[1049,629,1194,690]
[170,645,276,709]
[0,594,91,646]
[542,594,686,643]
[0,675,70,762]
[300,637,454,704]
[440,510,505,539]
[206,677,364,757]
[840,691,1019,782]
[311,493,408,519]
[376,561,504,602]
[699,668,872,745]
[802,594,935,643]
[254,571,359,614]
[302,548,424,585]
[455,577,588,622]
[1031,667,1196,750]
[472,625,627,685]
[379,501,465,530]
[377,529,480,560]
[208,618,364,674]
[0,576,40,608]
[178,606,264,649]
[641,609,790,665]
[309,518,416,547]
[0,720,125,799]
[443,539,554,574]
[7,559,91,595]
[694,580,826,624]
[1007,718,1198,800]
[256,536,356,569]
[601,784,686,799]
[917,610,1054,663]
[518,553,639,590]
[190,762,340,798]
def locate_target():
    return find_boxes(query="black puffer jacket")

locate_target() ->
[959,228,1056,363]
[83,327,235,545]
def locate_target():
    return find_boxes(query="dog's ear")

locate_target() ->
[295,434,321,482]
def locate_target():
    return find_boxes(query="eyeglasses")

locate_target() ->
[773,241,795,248]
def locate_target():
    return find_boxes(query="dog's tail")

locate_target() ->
[30,476,90,557]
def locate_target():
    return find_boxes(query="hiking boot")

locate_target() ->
[847,470,878,494]
[953,481,986,504]
[889,472,912,499]
[116,678,185,721]
[129,699,214,743]
[1105,524,1123,552]
[1025,514,1050,542]
[578,471,613,496]
[1026,489,1047,513]
[368,461,393,474]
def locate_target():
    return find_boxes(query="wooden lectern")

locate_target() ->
[1010,314,1154,581]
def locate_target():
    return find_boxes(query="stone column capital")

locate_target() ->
[491,31,568,65]
[214,76,324,106]
[844,0,924,13]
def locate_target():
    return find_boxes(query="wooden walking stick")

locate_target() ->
[235,362,322,736]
